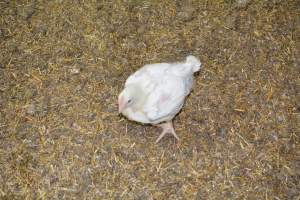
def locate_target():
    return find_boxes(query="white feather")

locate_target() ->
[120,55,201,124]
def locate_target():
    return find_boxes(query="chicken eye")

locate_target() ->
[127,99,132,103]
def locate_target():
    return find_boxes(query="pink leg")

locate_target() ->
[155,121,179,143]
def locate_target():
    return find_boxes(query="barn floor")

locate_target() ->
[0,0,299,199]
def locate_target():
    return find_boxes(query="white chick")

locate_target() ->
[118,55,201,143]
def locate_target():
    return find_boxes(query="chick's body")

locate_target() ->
[118,55,201,143]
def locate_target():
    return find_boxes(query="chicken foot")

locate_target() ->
[155,121,179,143]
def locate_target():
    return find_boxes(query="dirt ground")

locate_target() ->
[0,0,299,199]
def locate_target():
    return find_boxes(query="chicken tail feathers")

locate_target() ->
[185,55,201,73]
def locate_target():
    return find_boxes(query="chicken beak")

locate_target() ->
[118,97,125,113]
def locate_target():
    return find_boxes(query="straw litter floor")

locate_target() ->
[0,0,299,199]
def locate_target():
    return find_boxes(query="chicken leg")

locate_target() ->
[155,121,179,143]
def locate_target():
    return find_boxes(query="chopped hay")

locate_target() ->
[0,0,299,199]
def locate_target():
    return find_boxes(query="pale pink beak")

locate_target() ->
[118,96,126,113]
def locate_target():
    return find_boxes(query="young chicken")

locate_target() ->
[118,55,201,143]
